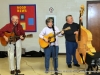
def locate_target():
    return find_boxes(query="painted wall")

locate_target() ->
[0,0,94,53]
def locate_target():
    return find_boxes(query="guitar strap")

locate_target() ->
[52,25,56,42]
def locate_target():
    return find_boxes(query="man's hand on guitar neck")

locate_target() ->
[43,37,48,42]
[20,35,24,40]
[3,36,8,42]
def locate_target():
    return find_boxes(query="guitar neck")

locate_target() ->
[51,28,69,37]
[55,31,61,36]
[56,29,66,35]
[14,34,32,38]
[11,35,25,38]
[50,27,70,38]
[51,31,62,38]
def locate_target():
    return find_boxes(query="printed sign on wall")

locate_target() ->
[9,4,36,32]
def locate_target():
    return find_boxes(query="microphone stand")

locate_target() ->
[14,40,24,75]
[51,25,62,75]
[11,24,24,75]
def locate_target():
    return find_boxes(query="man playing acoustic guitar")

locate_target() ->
[0,15,25,74]
[39,17,64,73]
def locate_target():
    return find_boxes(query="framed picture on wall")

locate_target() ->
[20,14,25,20]
[45,15,56,25]
[9,4,37,32]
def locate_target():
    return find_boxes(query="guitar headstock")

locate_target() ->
[26,34,33,38]
[80,5,84,16]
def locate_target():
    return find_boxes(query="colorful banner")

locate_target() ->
[9,4,36,32]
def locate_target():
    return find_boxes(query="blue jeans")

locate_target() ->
[65,41,78,65]
[44,46,59,70]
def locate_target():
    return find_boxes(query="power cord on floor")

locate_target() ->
[22,59,42,75]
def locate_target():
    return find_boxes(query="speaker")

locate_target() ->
[85,52,100,66]
[88,73,100,75]
[0,51,7,58]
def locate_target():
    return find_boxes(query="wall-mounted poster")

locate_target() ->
[9,4,36,32]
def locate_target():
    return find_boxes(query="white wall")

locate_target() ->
[0,0,94,53]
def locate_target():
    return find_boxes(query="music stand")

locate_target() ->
[51,25,62,75]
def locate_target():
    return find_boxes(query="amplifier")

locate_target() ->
[85,52,100,66]
[87,73,100,75]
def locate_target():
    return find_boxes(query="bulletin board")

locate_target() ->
[9,4,37,32]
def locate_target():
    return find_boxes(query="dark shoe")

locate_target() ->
[15,69,21,73]
[67,64,72,68]
[54,68,58,72]
[74,64,80,67]
[45,68,49,73]
[17,70,21,73]
[10,70,15,74]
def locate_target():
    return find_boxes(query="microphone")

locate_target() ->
[14,22,17,26]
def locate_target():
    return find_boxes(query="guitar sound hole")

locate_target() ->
[48,37,51,42]
[9,36,15,42]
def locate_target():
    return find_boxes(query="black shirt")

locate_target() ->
[62,22,79,42]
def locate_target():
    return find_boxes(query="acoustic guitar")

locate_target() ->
[0,32,33,46]
[39,27,71,49]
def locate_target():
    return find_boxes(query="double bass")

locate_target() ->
[75,5,96,64]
